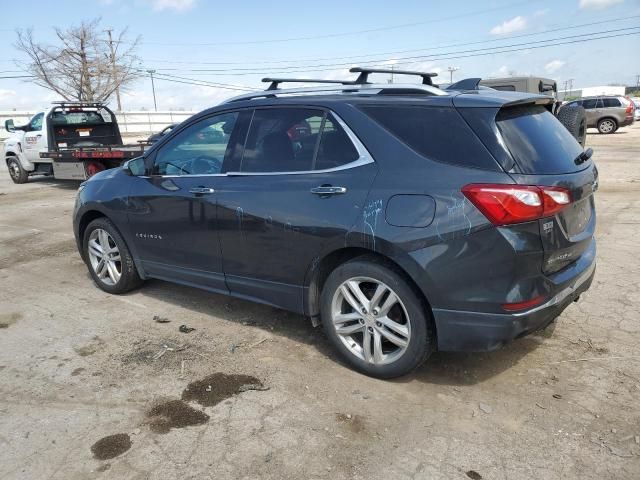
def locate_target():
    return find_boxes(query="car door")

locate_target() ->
[216,106,378,313]
[126,111,239,292]
[23,113,45,163]
[581,98,599,127]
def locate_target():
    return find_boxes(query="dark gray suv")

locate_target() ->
[73,68,597,378]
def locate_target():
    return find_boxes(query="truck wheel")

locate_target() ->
[597,118,617,134]
[556,106,586,147]
[83,217,143,294]
[7,158,28,184]
[85,161,105,178]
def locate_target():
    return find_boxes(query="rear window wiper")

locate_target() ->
[574,147,593,165]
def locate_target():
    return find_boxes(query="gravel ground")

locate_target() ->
[0,125,639,480]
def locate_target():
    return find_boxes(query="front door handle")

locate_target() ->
[310,186,347,195]
[189,187,215,195]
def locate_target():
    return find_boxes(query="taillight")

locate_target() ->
[502,295,546,312]
[462,184,571,226]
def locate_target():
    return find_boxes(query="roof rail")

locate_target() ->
[349,67,438,86]
[262,77,356,91]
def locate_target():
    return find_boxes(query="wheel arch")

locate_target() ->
[597,116,618,130]
[77,209,147,280]
[304,247,436,338]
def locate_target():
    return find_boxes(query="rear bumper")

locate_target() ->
[433,247,596,352]
[620,117,634,128]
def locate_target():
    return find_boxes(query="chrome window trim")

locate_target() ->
[228,110,373,176]
[142,110,373,178]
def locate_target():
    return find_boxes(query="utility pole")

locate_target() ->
[447,66,459,84]
[567,78,574,97]
[105,29,122,111]
[635,74,640,88]
[147,69,157,112]
[388,65,395,84]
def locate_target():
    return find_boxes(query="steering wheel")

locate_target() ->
[188,155,222,174]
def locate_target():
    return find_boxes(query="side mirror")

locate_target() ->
[5,119,15,133]
[123,157,147,176]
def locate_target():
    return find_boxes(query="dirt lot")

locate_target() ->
[1,126,639,480]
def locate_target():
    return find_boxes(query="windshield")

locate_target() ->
[496,105,585,175]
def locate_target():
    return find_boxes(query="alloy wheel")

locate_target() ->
[331,277,411,365]
[87,228,122,286]
[600,119,615,133]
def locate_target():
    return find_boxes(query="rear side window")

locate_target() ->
[240,108,359,173]
[360,105,497,170]
[496,105,584,174]
[582,99,600,109]
[602,98,621,108]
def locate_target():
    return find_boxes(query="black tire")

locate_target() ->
[597,117,617,134]
[7,157,28,184]
[82,217,143,294]
[320,256,435,379]
[556,105,587,147]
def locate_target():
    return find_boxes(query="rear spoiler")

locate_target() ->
[447,78,482,91]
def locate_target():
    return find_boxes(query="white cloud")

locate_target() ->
[490,16,527,35]
[151,0,196,12]
[491,65,517,78]
[533,9,549,17]
[579,0,623,9]
[544,60,566,74]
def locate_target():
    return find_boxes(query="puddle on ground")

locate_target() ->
[90,433,132,460]
[0,312,22,329]
[145,399,209,434]
[181,373,265,407]
[466,471,483,480]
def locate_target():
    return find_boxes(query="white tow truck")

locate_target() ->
[3,101,146,183]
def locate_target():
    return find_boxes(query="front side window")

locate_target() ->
[240,108,358,173]
[153,112,238,176]
[29,113,44,131]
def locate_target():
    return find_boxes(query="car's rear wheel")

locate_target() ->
[597,118,617,134]
[320,256,434,378]
[83,218,142,294]
[7,158,28,184]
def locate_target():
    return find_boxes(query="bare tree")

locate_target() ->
[15,18,141,105]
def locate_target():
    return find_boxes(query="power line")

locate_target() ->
[121,0,542,47]
[140,26,640,76]
[141,14,640,67]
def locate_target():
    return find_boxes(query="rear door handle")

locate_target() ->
[189,187,215,195]
[310,186,347,195]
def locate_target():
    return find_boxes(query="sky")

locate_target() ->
[0,0,639,112]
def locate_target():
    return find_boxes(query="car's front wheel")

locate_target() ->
[83,218,142,294]
[320,256,434,378]
[7,158,28,184]
[597,118,617,134]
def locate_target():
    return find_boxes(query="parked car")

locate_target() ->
[73,68,597,379]
[562,96,635,134]
[631,97,640,121]
[147,123,178,144]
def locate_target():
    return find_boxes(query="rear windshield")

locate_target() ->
[50,109,112,126]
[496,105,584,174]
